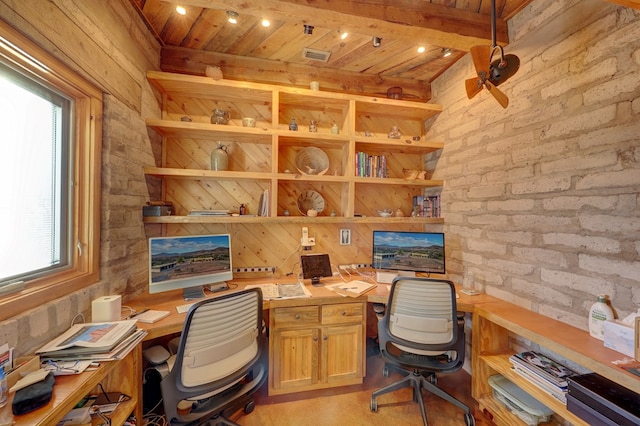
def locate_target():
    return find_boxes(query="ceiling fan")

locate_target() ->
[465,0,520,108]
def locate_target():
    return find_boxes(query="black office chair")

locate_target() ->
[160,288,267,425]
[370,277,475,426]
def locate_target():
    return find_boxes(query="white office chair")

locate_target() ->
[158,288,266,425]
[370,277,475,426]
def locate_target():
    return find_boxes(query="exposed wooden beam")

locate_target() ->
[603,0,640,9]
[161,0,508,51]
[161,45,433,100]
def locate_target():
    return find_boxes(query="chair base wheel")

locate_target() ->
[244,400,255,414]
[464,413,475,426]
[383,366,389,377]
[370,398,378,412]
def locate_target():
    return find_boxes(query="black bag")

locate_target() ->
[12,372,55,415]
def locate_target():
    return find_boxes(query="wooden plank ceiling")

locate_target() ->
[134,0,632,100]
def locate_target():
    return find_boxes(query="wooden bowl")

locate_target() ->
[295,147,329,175]
[297,190,325,215]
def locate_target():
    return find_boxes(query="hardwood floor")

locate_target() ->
[231,339,492,426]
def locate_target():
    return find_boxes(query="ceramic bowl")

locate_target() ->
[377,209,393,217]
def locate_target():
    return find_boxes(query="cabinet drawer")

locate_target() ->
[272,306,319,327]
[322,303,364,325]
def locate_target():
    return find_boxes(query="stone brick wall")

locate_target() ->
[0,0,160,355]
[428,0,640,331]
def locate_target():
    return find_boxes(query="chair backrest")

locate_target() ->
[388,278,458,346]
[162,288,265,418]
[378,277,465,371]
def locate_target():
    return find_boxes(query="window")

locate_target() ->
[0,20,102,320]
[0,64,71,283]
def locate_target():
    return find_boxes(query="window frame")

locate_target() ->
[0,19,102,321]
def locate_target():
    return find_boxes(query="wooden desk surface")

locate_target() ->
[129,276,498,341]
[474,300,640,394]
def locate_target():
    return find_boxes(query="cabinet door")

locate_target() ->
[323,324,364,384]
[271,327,320,392]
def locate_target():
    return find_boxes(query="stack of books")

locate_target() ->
[36,319,146,362]
[355,152,387,178]
[509,351,577,403]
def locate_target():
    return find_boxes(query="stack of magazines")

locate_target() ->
[509,351,577,403]
[36,320,147,362]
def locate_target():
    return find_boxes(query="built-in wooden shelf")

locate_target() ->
[145,70,444,222]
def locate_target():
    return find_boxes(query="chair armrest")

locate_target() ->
[373,303,386,320]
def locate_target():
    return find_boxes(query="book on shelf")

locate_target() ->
[258,189,270,217]
[509,351,576,388]
[326,280,377,297]
[512,364,568,404]
[355,152,387,178]
[36,320,139,359]
[188,210,231,216]
[244,282,311,300]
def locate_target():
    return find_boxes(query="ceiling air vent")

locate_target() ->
[302,47,331,62]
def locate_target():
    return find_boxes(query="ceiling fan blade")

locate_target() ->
[465,78,483,99]
[490,54,520,86]
[485,80,509,108]
[470,45,491,74]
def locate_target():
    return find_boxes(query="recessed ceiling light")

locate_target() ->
[417,46,426,53]
[442,48,452,57]
[304,25,314,35]
[372,36,382,47]
[340,32,348,40]
[176,5,186,15]
[226,10,239,24]
[262,19,271,27]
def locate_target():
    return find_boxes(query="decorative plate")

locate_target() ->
[297,190,325,215]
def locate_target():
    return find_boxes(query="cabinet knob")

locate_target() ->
[323,335,328,340]
[341,311,346,316]
[313,336,318,341]
[295,314,301,320]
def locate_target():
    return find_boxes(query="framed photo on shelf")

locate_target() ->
[339,229,351,245]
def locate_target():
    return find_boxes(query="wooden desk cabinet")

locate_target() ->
[268,298,366,395]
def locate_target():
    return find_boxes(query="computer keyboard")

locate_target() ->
[176,303,195,314]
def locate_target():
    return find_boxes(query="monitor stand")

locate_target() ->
[311,277,322,286]
[183,286,206,301]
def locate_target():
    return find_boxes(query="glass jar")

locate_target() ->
[211,108,230,125]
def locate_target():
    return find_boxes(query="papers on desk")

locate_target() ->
[133,309,170,323]
[245,282,311,299]
[327,280,376,297]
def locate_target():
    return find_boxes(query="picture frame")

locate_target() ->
[339,229,351,245]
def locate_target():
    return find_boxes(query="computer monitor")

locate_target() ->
[149,234,233,300]
[301,253,332,285]
[372,231,445,275]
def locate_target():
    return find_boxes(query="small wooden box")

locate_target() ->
[6,355,40,389]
